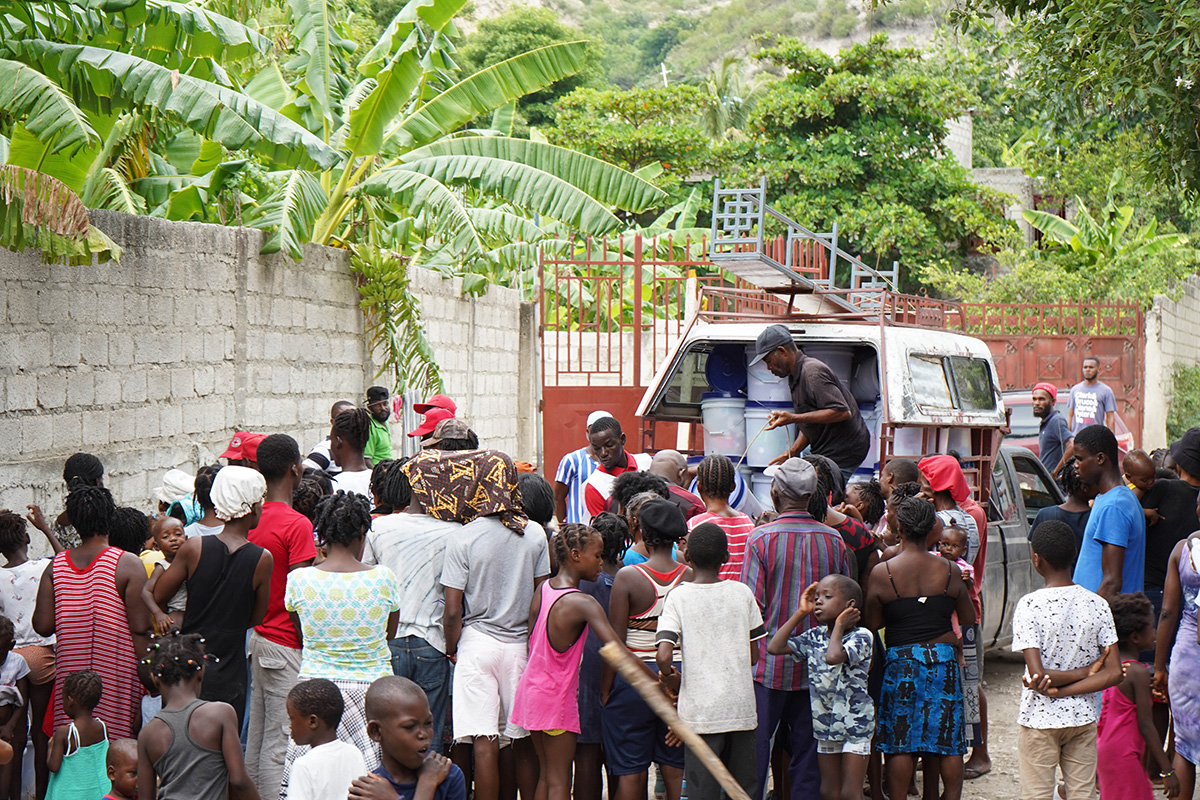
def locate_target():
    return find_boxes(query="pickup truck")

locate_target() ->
[983,443,1064,649]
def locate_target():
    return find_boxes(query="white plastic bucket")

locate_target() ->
[744,401,796,468]
[803,344,854,380]
[701,395,746,457]
[750,470,775,510]
[745,345,792,403]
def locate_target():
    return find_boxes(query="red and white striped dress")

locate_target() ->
[47,547,140,738]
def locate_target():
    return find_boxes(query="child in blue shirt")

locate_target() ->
[768,574,874,800]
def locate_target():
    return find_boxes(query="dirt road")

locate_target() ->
[965,655,1025,798]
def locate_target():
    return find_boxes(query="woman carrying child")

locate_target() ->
[510,524,624,800]
[136,633,260,800]
[865,496,975,800]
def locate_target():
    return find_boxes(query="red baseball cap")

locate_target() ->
[408,407,454,438]
[220,432,266,461]
[412,394,457,415]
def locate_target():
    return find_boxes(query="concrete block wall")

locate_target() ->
[1144,275,1200,449]
[971,167,1037,246]
[0,211,532,523]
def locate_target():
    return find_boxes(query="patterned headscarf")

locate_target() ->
[402,449,529,535]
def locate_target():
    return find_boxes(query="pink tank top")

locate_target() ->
[509,581,589,733]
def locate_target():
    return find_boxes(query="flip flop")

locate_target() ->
[963,764,991,780]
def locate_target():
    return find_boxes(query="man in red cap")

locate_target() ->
[408,407,455,440]
[220,432,266,468]
[1032,382,1072,477]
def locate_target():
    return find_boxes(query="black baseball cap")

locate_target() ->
[366,386,389,403]
[748,324,794,366]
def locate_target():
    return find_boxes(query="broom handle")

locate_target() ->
[600,642,753,800]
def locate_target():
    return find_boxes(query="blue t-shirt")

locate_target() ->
[371,763,466,800]
[1037,409,1073,476]
[1073,485,1145,594]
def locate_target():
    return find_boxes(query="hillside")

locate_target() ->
[467,0,952,86]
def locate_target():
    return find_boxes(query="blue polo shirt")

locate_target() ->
[1073,484,1145,594]
[1038,409,1072,476]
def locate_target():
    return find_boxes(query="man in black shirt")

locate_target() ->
[1141,430,1200,613]
[749,324,871,482]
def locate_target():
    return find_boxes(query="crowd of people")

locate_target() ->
[0,331,1199,800]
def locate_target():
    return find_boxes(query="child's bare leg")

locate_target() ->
[474,735,502,800]
[29,680,50,800]
[660,763,683,800]
[500,741,517,800]
[1173,755,1196,800]
[0,706,16,800]
[886,754,915,800]
[817,752,843,800]
[867,749,884,800]
[934,756,962,800]
[574,743,604,800]
[532,731,578,800]
[964,688,990,778]
[839,753,869,800]
[515,736,539,800]
[613,771,649,800]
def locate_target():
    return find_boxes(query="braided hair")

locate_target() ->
[63,453,104,488]
[66,485,115,540]
[896,496,937,544]
[850,479,886,526]
[293,478,327,524]
[696,454,736,500]
[63,670,103,710]
[589,512,632,564]
[0,512,26,554]
[1058,456,1084,498]
[314,491,372,547]
[370,459,397,510]
[193,465,222,512]
[806,471,829,522]
[518,474,555,527]
[109,507,150,555]
[378,459,412,511]
[890,481,922,506]
[144,633,208,686]
[332,408,372,452]
[553,523,601,568]
[625,490,662,535]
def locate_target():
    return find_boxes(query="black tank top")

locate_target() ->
[181,536,263,727]
[881,559,957,647]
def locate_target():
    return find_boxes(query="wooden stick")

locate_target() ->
[600,642,753,800]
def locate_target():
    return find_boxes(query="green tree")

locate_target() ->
[953,0,1200,193]
[459,6,603,128]
[549,85,722,207]
[739,34,1015,288]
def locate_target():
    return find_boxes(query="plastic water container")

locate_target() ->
[744,400,796,468]
[803,344,854,381]
[745,344,792,403]
[706,343,747,394]
[700,392,746,457]
[859,402,882,471]
[749,470,775,510]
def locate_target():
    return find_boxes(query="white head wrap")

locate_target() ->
[211,466,266,521]
[153,469,195,505]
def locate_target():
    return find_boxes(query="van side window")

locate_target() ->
[907,353,997,413]
[1012,452,1059,526]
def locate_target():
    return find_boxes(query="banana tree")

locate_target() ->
[1023,200,1187,265]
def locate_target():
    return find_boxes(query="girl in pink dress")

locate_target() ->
[510,524,626,800]
[1098,594,1179,799]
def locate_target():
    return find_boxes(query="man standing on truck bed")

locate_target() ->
[752,324,870,482]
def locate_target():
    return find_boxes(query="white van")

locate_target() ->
[635,316,1045,648]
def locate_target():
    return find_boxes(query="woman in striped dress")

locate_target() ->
[33,485,149,739]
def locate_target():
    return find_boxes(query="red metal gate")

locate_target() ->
[952,302,1144,447]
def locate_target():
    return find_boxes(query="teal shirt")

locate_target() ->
[365,418,392,464]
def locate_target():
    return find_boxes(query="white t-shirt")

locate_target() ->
[0,652,30,707]
[1011,584,1117,729]
[184,522,224,539]
[285,739,368,800]
[655,581,766,734]
[0,559,54,647]
[332,469,372,499]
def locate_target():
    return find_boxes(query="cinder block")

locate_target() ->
[82,410,109,446]
[182,403,206,434]
[94,371,121,406]
[7,374,36,411]
[37,289,70,325]
[12,332,51,371]
[5,283,37,326]
[48,334,79,368]
[146,369,171,403]
[159,404,183,438]
[21,414,53,453]
[52,412,83,450]
[124,293,149,322]
[79,333,107,365]
[171,369,193,400]
[0,418,20,456]
[66,372,94,407]
[193,367,214,397]
[109,335,134,366]
[272,366,291,395]
[38,373,67,409]
[121,371,148,404]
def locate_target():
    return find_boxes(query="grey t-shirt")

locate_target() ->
[363,512,462,653]
[440,517,551,643]
[1068,381,1117,435]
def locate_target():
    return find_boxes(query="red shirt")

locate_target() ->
[249,502,317,648]
[583,452,651,518]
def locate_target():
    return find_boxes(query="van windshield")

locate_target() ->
[907,353,997,414]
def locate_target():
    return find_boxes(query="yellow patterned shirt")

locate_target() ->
[285,566,401,681]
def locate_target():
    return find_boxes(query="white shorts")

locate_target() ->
[453,626,530,741]
[817,738,872,756]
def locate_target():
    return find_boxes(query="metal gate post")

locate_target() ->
[633,234,643,388]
